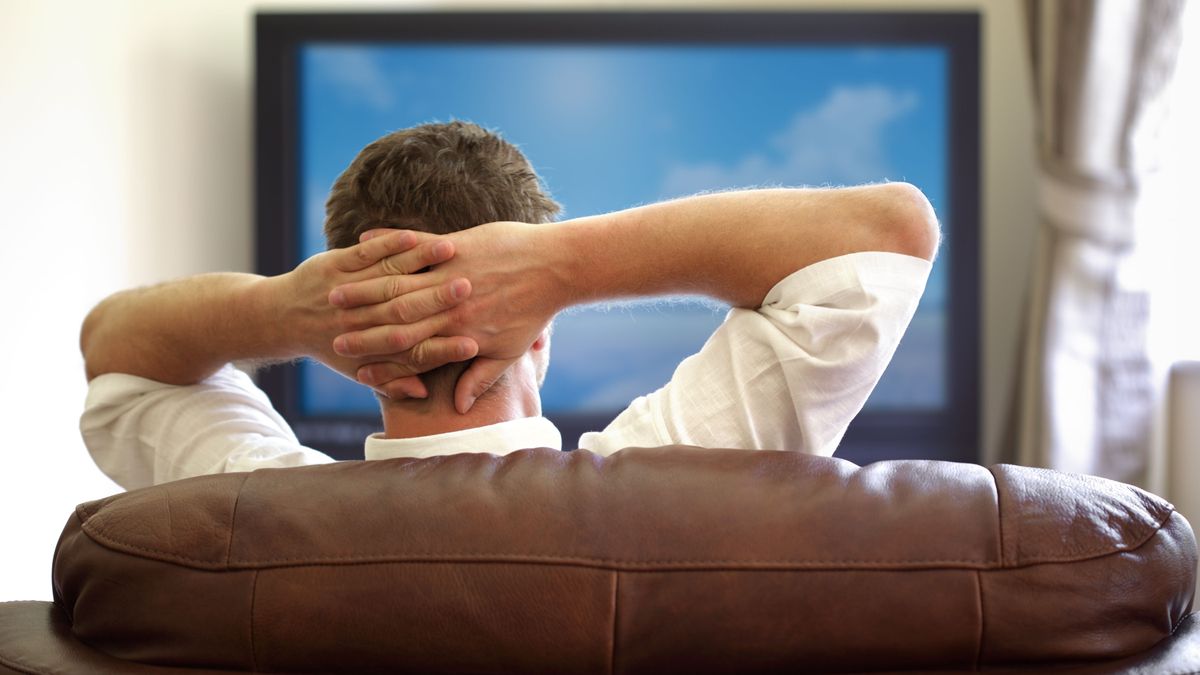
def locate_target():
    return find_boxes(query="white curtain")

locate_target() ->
[1012,0,1185,484]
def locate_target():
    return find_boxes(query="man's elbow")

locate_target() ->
[80,298,113,382]
[875,182,941,262]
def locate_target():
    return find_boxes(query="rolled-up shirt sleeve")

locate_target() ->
[80,364,333,490]
[579,251,932,456]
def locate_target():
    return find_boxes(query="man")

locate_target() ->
[80,121,937,490]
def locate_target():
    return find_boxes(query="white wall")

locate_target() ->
[0,0,1036,600]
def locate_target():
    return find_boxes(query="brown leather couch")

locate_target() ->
[1,446,1197,674]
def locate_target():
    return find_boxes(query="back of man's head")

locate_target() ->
[324,120,561,402]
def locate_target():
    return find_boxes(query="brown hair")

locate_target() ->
[325,120,560,248]
[324,121,561,402]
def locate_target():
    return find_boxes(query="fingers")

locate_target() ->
[335,324,418,357]
[329,275,418,310]
[356,337,479,386]
[454,357,518,414]
[376,239,454,277]
[370,376,428,400]
[333,308,467,357]
[335,230,419,273]
[359,228,394,242]
[335,229,454,274]
[330,271,469,310]
[334,278,470,331]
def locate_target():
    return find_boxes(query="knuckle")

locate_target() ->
[433,285,452,309]
[409,342,428,367]
[387,329,410,352]
[380,257,403,276]
[387,277,405,300]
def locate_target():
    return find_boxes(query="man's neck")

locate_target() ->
[379,390,541,439]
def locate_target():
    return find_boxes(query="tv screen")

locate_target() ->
[256,12,979,463]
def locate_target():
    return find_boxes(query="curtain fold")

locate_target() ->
[1012,0,1184,484]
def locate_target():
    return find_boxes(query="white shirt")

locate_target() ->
[81,251,931,490]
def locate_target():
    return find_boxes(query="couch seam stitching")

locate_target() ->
[225,555,997,565]
[974,569,985,670]
[75,506,1179,570]
[249,569,259,673]
[226,473,252,566]
[1007,503,1174,565]
[80,522,1002,567]
[0,652,41,675]
[74,531,1008,569]
[610,570,619,675]
[1166,543,1191,640]
[988,466,1006,568]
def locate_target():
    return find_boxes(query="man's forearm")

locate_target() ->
[547,183,939,311]
[82,231,475,390]
[81,273,293,384]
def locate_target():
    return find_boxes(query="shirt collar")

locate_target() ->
[364,416,563,461]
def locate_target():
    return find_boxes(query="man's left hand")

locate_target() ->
[273,229,479,398]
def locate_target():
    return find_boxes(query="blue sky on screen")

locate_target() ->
[298,44,948,417]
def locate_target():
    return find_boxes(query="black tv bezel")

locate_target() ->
[255,10,981,464]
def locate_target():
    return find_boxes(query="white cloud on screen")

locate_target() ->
[312,49,398,112]
[532,55,619,122]
[660,85,918,197]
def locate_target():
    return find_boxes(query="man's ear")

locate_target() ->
[530,327,551,352]
[530,327,552,389]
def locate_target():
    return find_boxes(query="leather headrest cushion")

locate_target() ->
[53,447,1197,673]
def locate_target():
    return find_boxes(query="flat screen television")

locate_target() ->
[255,11,980,463]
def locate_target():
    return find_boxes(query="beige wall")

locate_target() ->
[0,0,1035,600]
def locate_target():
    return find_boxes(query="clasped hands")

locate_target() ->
[284,222,556,414]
